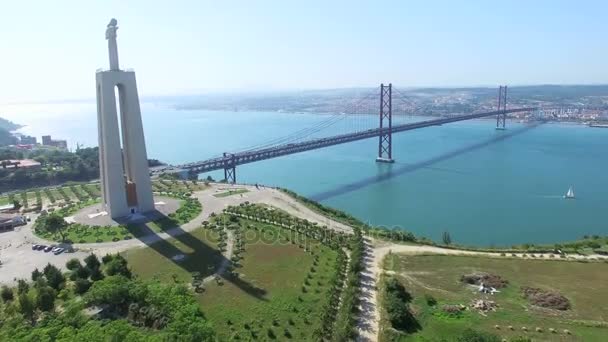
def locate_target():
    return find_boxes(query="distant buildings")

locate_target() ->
[20,135,37,145]
[41,135,68,149]
[0,213,25,231]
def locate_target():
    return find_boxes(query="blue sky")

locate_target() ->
[1,0,607,102]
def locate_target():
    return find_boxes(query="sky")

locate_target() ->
[1,0,607,103]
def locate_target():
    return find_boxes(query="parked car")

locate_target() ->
[44,245,55,252]
[53,248,65,255]
[32,244,40,250]
[37,244,47,251]
[51,246,62,253]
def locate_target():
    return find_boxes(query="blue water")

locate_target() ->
[2,102,607,246]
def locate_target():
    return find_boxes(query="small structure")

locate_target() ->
[478,282,500,295]
[0,159,41,171]
[0,214,25,231]
[0,203,15,213]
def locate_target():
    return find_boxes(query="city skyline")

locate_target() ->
[2,0,608,103]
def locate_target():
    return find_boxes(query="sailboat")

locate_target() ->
[564,186,575,199]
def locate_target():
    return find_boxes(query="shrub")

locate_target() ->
[36,285,56,311]
[424,294,437,306]
[66,258,82,271]
[74,278,92,294]
[1,286,14,302]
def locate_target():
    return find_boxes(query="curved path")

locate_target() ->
[0,184,353,284]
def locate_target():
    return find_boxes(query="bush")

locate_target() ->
[384,278,419,332]
[66,258,82,271]
[74,278,92,294]
[1,286,14,302]
[36,285,56,311]
[424,294,437,306]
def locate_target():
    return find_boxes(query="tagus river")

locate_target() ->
[3,102,608,246]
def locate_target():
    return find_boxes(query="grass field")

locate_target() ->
[123,226,223,283]
[213,188,249,198]
[197,220,338,341]
[380,254,608,341]
[125,211,340,341]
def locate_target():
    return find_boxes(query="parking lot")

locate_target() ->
[0,220,90,285]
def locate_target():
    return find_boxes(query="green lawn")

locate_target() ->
[126,211,340,341]
[380,254,608,341]
[213,189,249,198]
[197,220,338,341]
[123,226,223,283]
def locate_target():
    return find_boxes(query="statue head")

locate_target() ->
[105,18,118,40]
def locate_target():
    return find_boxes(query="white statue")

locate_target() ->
[106,18,120,70]
[106,18,118,40]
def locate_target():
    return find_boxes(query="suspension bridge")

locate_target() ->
[158,84,536,183]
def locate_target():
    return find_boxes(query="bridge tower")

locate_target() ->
[376,83,394,163]
[496,85,508,130]
[223,152,236,184]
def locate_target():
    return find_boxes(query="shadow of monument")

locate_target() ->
[124,211,268,301]
[311,123,542,201]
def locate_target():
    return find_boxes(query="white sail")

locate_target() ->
[565,186,575,199]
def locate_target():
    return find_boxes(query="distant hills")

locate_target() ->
[0,117,21,146]
[0,117,21,132]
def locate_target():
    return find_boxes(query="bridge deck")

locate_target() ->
[167,108,535,175]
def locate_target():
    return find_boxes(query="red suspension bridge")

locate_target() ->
[159,84,536,183]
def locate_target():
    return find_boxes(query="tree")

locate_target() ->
[442,231,452,245]
[74,278,92,295]
[31,268,43,282]
[84,254,101,271]
[90,267,105,281]
[18,293,35,321]
[17,279,29,295]
[44,214,68,241]
[43,263,65,290]
[1,285,14,302]
[384,278,419,333]
[36,285,56,311]
[84,276,132,311]
[66,258,82,271]
[105,256,132,279]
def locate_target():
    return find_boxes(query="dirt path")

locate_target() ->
[355,237,380,342]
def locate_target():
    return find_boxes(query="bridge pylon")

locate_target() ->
[496,85,508,130]
[376,83,394,163]
[223,152,236,184]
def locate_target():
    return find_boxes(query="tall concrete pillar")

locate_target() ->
[96,19,154,219]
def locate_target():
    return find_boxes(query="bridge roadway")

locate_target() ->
[164,107,535,175]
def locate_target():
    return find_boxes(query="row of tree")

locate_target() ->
[0,254,216,341]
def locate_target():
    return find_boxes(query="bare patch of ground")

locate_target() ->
[521,286,571,311]
[461,272,509,289]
